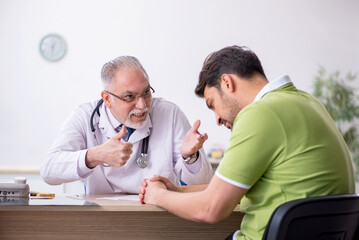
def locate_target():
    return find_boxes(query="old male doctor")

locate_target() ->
[40,56,213,194]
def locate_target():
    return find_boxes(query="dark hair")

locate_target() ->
[195,45,266,97]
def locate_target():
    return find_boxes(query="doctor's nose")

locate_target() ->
[135,96,147,109]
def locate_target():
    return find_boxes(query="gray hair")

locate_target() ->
[101,56,149,90]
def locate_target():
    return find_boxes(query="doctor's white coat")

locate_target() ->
[41,98,213,194]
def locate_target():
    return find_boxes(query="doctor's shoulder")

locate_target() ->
[75,100,99,116]
[150,97,189,122]
[58,100,99,135]
[65,100,100,124]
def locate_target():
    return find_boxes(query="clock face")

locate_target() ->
[39,34,67,62]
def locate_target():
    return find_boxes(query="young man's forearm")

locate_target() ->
[178,184,208,192]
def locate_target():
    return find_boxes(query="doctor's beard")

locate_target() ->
[124,107,149,129]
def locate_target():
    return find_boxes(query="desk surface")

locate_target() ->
[1,194,241,211]
[0,194,243,240]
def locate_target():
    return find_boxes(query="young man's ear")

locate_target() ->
[221,74,235,93]
[101,91,111,108]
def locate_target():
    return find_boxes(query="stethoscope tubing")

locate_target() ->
[90,99,149,168]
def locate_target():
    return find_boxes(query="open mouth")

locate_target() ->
[131,111,147,120]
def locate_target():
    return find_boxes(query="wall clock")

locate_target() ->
[39,34,67,62]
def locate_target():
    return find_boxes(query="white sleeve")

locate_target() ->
[171,105,213,185]
[40,106,94,185]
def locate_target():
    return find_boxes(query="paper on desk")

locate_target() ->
[97,194,139,201]
[30,195,86,205]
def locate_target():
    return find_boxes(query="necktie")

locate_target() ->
[117,124,135,141]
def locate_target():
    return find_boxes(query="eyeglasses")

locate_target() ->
[106,86,155,103]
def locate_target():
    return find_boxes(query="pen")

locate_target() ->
[30,197,54,199]
[29,191,55,197]
[196,130,204,138]
[66,195,82,200]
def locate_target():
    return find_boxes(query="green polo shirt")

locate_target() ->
[216,83,355,240]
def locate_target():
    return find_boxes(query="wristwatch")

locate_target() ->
[184,152,199,165]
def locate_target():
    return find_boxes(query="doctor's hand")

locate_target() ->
[85,125,133,168]
[180,120,208,159]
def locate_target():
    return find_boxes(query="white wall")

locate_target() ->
[0,0,358,171]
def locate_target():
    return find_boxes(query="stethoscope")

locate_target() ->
[90,99,149,168]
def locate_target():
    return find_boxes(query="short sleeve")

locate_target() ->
[216,103,286,188]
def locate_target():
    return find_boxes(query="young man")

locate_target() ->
[139,46,355,240]
[41,56,213,194]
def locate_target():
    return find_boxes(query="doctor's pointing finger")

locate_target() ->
[180,120,208,160]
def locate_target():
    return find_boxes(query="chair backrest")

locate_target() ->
[262,194,359,240]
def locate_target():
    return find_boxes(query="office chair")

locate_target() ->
[262,194,359,240]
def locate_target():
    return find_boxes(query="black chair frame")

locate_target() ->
[262,194,359,240]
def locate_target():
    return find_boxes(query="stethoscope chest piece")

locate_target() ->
[137,153,148,168]
[137,134,149,168]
